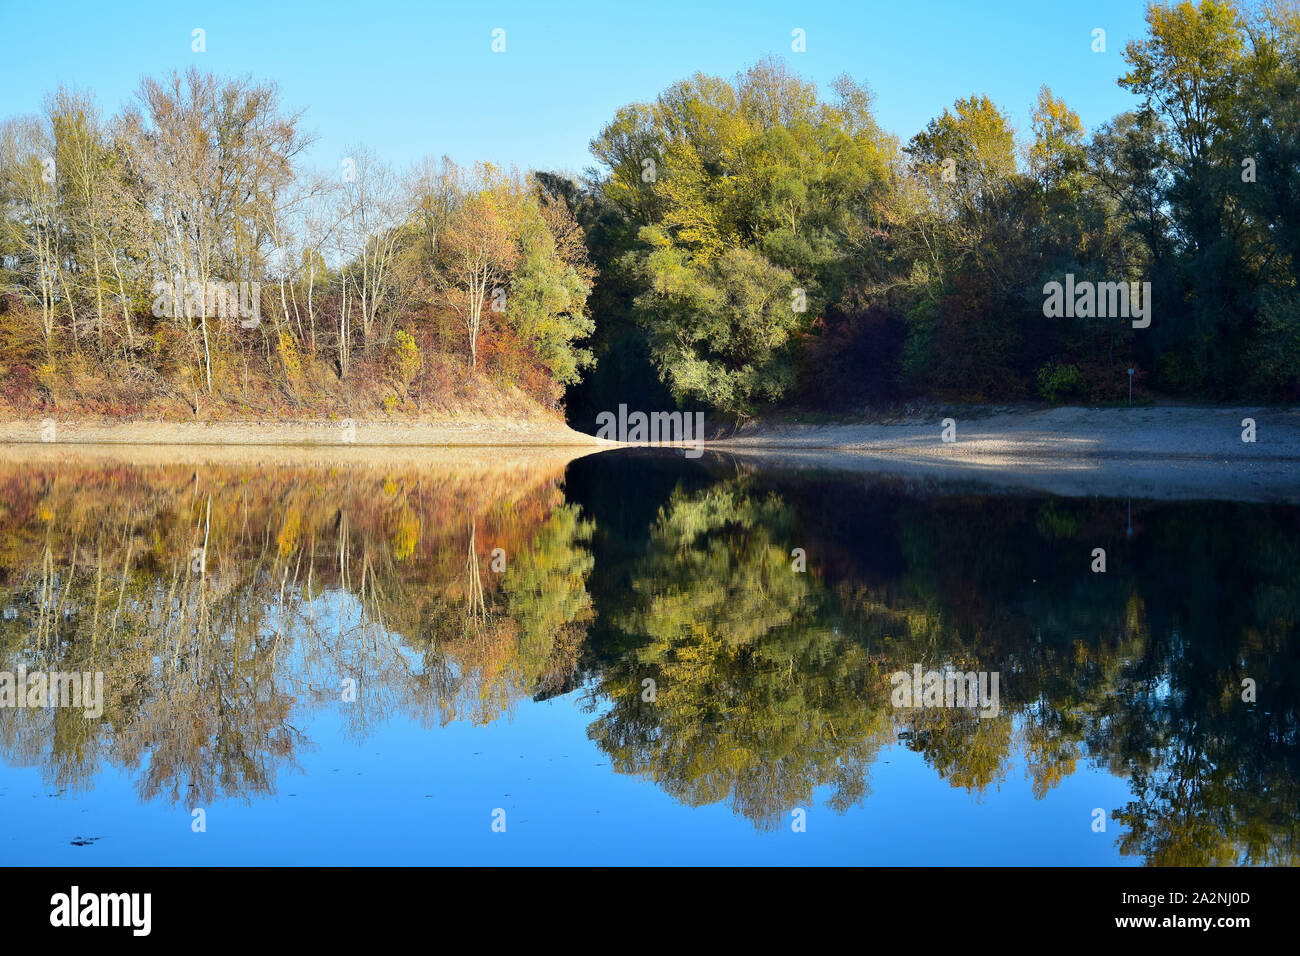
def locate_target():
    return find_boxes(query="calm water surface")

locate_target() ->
[1,449,1297,865]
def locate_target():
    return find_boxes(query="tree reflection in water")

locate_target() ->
[1,452,1297,865]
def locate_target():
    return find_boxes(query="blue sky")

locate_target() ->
[0,0,1155,178]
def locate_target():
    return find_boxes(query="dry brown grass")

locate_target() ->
[0,301,568,425]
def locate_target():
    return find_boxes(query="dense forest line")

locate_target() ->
[2,0,1298,426]
[568,0,1300,422]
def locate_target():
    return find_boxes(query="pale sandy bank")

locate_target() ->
[0,418,610,448]
[707,405,1300,501]
[719,406,1300,461]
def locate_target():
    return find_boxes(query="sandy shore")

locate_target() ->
[707,447,1300,502]
[708,406,1300,501]
[2,440,603,474]
[2,408,1297,501]
[722,405,1300,460]
[0,417,609,448]
[9,406,1297,455]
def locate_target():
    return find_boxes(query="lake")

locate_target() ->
[1,447,1297,865]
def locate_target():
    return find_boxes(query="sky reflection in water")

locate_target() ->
[1,449,1296,865]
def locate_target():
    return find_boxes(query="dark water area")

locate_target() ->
[1,449,1297,865]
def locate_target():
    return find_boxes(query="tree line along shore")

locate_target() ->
[1,1,1297,432]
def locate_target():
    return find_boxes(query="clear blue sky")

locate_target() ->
[0,0,1156,178]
